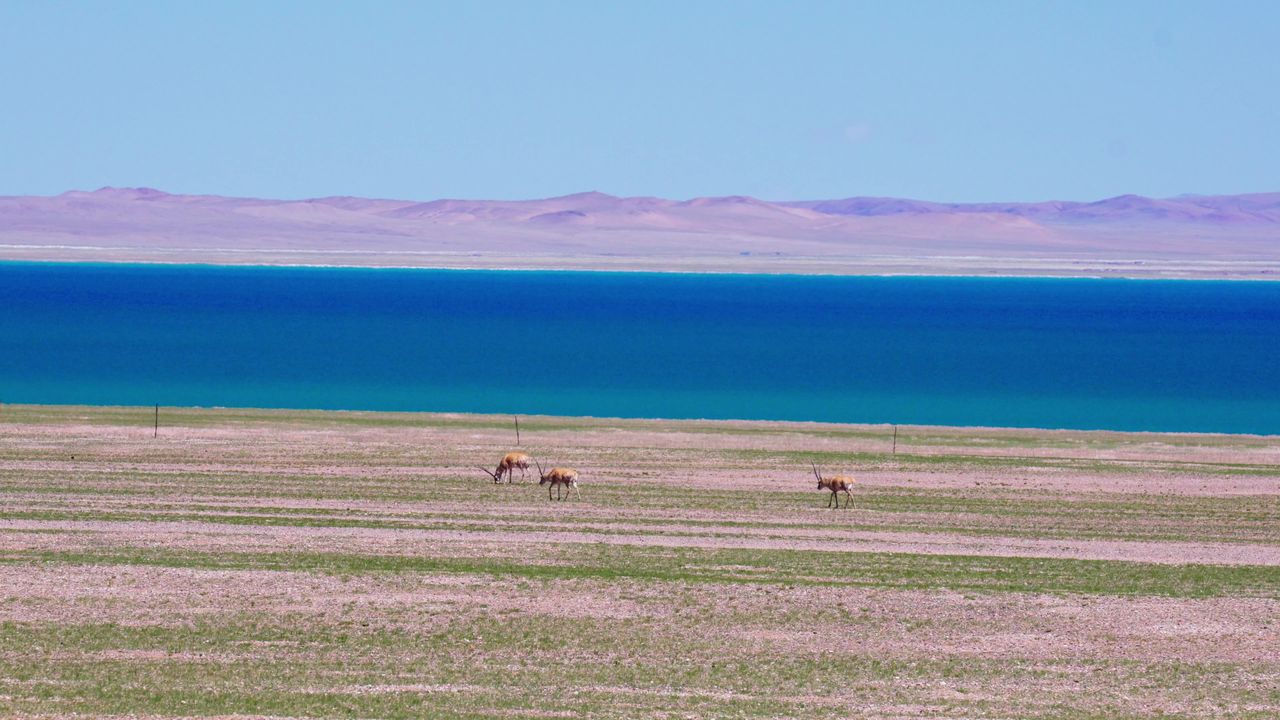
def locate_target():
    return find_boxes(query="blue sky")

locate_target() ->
[1,1,1276,202]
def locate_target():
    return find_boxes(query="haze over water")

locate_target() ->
[3,262,1277,434]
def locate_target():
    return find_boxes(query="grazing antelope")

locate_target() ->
[812,462,856,509]
[535,460,581,501]
[479,452,531,483]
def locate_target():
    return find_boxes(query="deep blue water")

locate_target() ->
[2,262,1278,434]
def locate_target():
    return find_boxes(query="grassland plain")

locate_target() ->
[0,405,1277,719]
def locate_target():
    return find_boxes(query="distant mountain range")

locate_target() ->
[785,193,1280,223]
[1,187,1277,276]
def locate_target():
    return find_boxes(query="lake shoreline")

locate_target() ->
[5,402,1278,441]
[2,247,1277,280]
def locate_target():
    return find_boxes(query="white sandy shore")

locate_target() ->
[3,244,1277,280]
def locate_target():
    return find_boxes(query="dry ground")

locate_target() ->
[0,405,1277,719]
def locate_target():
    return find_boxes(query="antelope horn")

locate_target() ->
[535,460,544,477]
[478,466,498,481]
[811,461,822,482]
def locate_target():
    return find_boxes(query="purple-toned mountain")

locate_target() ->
[1,188,1276,277]
[783,193,1280,223]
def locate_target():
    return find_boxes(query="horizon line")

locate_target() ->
[15,185,1280,207]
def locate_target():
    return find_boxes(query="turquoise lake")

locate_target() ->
[2,262,1278,434]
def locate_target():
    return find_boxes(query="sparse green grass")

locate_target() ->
[4,462,1276,545]
[2,606,1277,719]
[6,544,1278,598]
[725,447,1280,477]
[2,484,1277,546]
[1,404,1277,718]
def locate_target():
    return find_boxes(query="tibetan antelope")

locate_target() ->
[479,452,531,484]
[812,462,855,509]
[535,460,581,501]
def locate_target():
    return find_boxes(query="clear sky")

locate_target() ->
[1,0,1277,202]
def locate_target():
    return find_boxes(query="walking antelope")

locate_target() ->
[535,460,581,501]
[812,462,855,509]
[479,452,531,483]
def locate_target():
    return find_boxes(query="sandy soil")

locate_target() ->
[3,564,1276,664]
[4,517,1276,567]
